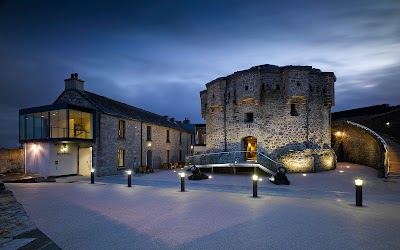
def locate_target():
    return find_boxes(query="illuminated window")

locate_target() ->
[118,149,125,168]
[118,120,125,138]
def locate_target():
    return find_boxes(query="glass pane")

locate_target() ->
[69,110,93,139]
[26,114,34,140]
[42,112,50,139]
[58,109,67,138]
[50,110,59,138]
[19,115,25,140]
[34,112,43,139]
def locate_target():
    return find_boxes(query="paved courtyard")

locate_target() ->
[5,163,400,249]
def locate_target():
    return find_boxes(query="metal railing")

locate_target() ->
[347,121,390,177]
[185,150,280,174]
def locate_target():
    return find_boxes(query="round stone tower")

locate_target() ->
[200,64,336,172]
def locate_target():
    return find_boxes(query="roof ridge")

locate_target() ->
[83,90,173,119]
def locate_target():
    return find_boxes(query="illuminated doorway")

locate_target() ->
[243,136,257,161]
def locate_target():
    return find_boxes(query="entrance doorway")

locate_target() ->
[78,147,92,176]
[147,150,152,167]
[243,136,257,161]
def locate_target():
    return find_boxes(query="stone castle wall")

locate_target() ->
[201,64,336,172]
[0,149,24,174]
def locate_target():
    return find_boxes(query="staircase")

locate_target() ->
[382,136,400,177]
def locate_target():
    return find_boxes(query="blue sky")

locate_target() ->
[0,0,399,148]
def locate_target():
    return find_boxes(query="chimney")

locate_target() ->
[163,115,169,120]
[169,117,175,123]
[64,73,84,91]
[183,118,190,124]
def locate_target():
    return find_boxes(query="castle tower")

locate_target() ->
[200,64,336,172]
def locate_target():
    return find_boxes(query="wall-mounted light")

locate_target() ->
[190,145,194,149]
[33,143,39,152]
[386,122,390,126]
[335,131,342,136]
[147,141,152,147]
[61,143,67,152]
[89,146,92,151]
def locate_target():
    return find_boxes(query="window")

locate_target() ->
[167,150,170,162]
[118,120,125,138]
[147,126,151,140]
[245,113,254,123]
[179,150,182,161]
[166,130,170,142]
[276,84,280,90]
[291,104,299,116]
[245,86,249,91]
[297,82,301,87]
[179,132,182,144]
[118,149,125,168]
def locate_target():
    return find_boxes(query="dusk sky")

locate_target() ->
[0,0,399,148]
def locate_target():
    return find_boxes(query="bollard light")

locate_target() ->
[127,170,132,187]
[91,168,95,184]
[355,179,363,206]
[252,175,258,197]
[180,172,185,192]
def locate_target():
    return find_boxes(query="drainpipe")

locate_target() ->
[140,121,143,166]
[24,143,27,174]
[223,81,227,151]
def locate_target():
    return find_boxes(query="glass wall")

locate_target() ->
[69,110,93,139]
[20,107,93,141]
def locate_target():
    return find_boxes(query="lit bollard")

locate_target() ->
[180,172,185,192]
[127,170,132,187]
[355,179,363,206]
[252,175,258,197]
[91,168,95,184]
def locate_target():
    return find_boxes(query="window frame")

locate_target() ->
[244,112,254,123]
[147,126,152,141]
[166,130,170,143]
[118,149,125,168]
[118,120,125,139]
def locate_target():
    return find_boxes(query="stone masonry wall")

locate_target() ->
[0,149,24,174]
[97,114,191,176]
[332,121,385,177]
[201,65,335,172]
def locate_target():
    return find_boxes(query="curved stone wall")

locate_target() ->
[332,121,386,177]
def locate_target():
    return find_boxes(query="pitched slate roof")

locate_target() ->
[77,90,189,132]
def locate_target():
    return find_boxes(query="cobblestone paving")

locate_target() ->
[0,181,60,249]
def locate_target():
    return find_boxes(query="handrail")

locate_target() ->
[185,150,279,174]
[347,121,390,177]
[258,152,280,165]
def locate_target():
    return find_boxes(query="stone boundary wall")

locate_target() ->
[0,149,24,174]
[332,121,386,177]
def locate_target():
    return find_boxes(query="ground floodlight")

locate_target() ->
[355,179,363,206]
[127,170,132,187]
[91,168,95,184]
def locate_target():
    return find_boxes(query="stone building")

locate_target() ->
[200,64,336,172]
[19,73,193,176]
